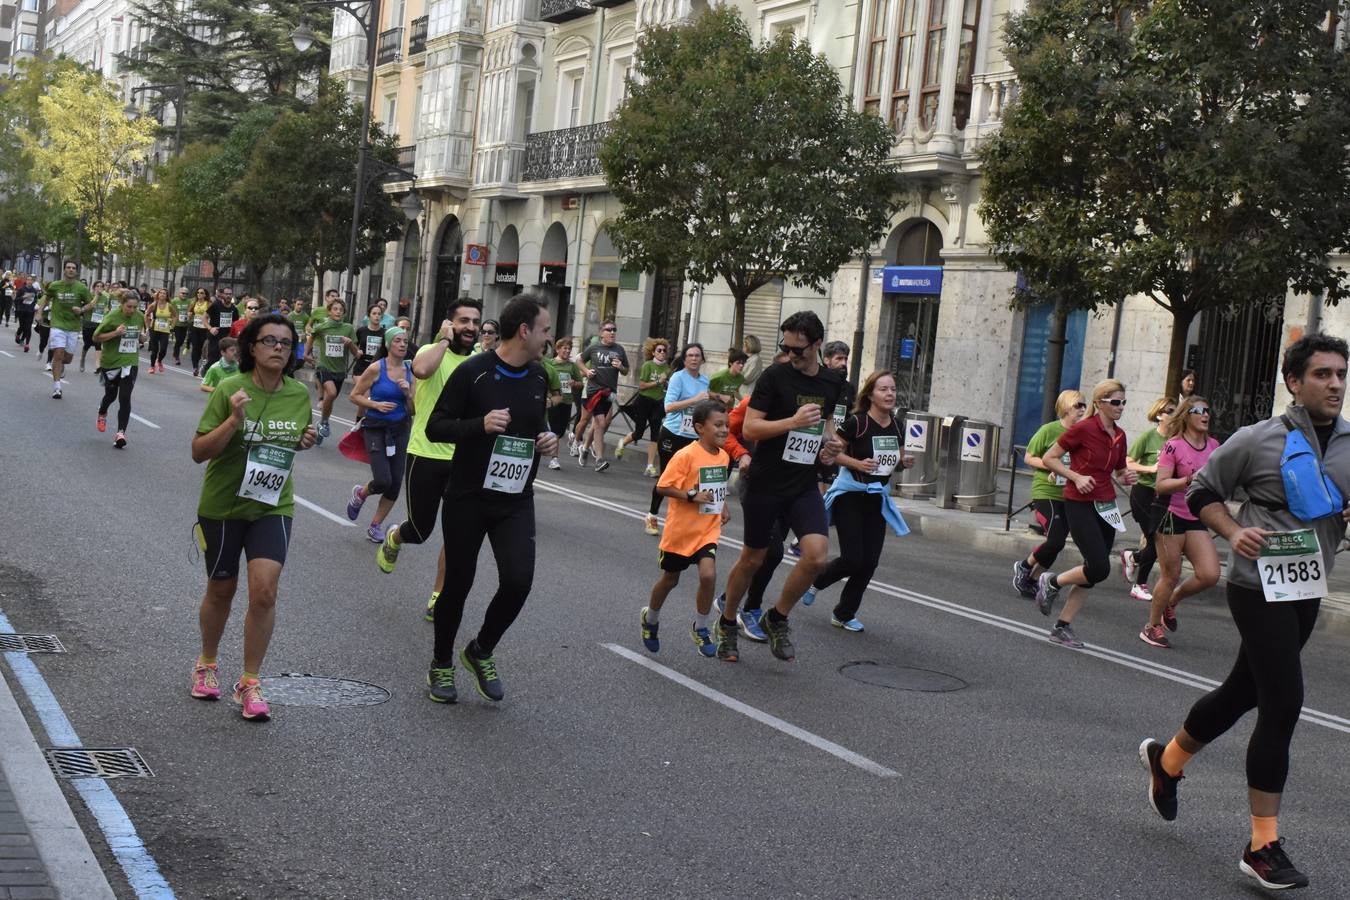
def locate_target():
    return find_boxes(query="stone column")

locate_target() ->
[928,0,965,154]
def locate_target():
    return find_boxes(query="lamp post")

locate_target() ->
[127,82,186,291]
[292,0,383,308]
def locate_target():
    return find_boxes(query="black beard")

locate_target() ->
[451,331,477,353]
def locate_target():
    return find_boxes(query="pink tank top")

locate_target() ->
[1159,435,1219,519]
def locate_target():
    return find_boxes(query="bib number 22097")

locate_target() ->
[484,436,535,494]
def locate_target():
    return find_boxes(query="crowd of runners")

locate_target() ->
[7,258,1346,891]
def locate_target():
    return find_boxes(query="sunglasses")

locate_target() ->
[1073,402,1087,410]
[1189,406,1211,416]
[778,341,810,357]
[1099,398,1127,407]
[481,329,498,336]
[602,327,617,333]
[1163,407,1177,416]
[246,306,259,311]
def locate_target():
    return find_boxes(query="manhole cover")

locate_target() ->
[0,633,65,653]
[45,748,153,779]
[259,674,391,707]
[839,661,968,692]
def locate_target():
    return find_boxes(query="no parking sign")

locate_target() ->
[960,427,985,462]
[904,418,927,453]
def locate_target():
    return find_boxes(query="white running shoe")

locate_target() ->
[1129,583,1153,602]
[548,457,561,470]
[1120,549,1139,583]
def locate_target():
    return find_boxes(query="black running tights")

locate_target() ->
[189,329,207,370]
[172,326,189,361]
[1031,499,1069,570]
[1128,484,1166,585]
[813,491,887,620]
[393,454,452,545]
[149,330,170,365]
[14,310,33,345]
[1063,499,1117,586]
[99,370,137,431]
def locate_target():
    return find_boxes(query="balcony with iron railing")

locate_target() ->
[521,122,612,187]
[540,0,595,24]
[591,0,632,7]
[472,142,528,198]
[398,145,417,171]
[376,27,404,67]
[409,16,428,56]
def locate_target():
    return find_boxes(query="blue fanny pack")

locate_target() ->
[1280,416,1343,522]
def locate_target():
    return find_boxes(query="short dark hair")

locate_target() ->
[1282,333,1349,381]
[691,398,727,429]
[780,310,824,345]
[218,336,239,354]
[500,296,545,342]
[823,340,850,358]
[237,314,299,376]
[679,342,705,363]
[448,297,482,319]
[727,349,749,366]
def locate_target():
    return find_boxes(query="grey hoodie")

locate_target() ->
[1187,404,1350,591]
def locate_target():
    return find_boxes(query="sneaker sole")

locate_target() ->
[1138,739,1177,821]
[1238,860,1305,891]
[459,649,503,702]
[1138,630,1170,649]
[190,690,220,701]
[425,674,457,704]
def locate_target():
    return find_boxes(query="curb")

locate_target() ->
[0,666,116,900]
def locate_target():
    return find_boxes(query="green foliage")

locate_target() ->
[601,6,900,344]
[980,0,1350,391]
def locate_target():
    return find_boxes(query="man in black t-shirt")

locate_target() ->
[713,311,843,663]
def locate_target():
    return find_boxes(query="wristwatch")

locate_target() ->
[686,488,697,502]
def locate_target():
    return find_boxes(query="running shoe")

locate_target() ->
[22,343,29,352]
[691,623,716,657]
[1120,549,1139,583]
[737,608,767,643]
[1139,624,1171,649]
[424,591,438,623]
[800,586,817,607]
[760,612,796,661]
[346,484,367,521]
[712,616,739,662]
[787,541,801,558]
[578,446,589,467]
[376,528,401,574]
[317,420,331,439]
[1162,604,1178,633]
[1034,572,1059,616]
[192,367,199,377]
[96,414,107,433]
[51,385,61,399]
[367,521,386,544]
[1240,839,1309,890]
[831,615,864,632]
[548,457,561,470]
[644,514,659,536]
[232,679,270,721]
[643,464,658,477]
[460,643,504,702]
[640,607,660,653]
[114,431,126,449]
[174,357,181,366]
[1130,583,1154,602]
[1048,623,1083,648]
[159,362,167,374]
[615,441,626,459]
[44,362,51,372]
[713,594,724,616]
[595,459,610,473]
[1013,559,1037,597]
[426,663,457,704]
[79,361,85,373]
[1137,738,1181,821]
[190,663,221,700]
[569,440,579,458]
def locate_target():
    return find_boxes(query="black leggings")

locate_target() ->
[433,495,535,660]
[393,454,453,545]
[98,368,137,431]
[1128,484,1166,584]
[1183,582,1319,793]
[627,394,664,442]
[547,403,572,442]
[362,422,409,501]
[14,310,33,345]
[1030,499,1069,569]
[149,330,170,365]
[814,491,887,620]
[36,322,49,354]
[172,326,189,360]
[204,331,221,369]
[650,427,694,515]
[1064,499,1117,586]
[0,297,10,322]
[190,329,208,370]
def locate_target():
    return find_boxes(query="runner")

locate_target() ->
[189,313,316,722]
[306,298,357,445]
[91,290,146,448]
[204,289,235,370]
[229,298,260,339]
[707,349,748,405]
[200,337,240,393]
[353,305,385,378]
[1120,397,1177,602]
[1012,390,1087,598]
[145,289,175,374]
[375,299,481,626]
[646,343,708,535]
[574,320,629,472]
[640,399,731,657]
[1138,397,1220,648]
[421,294,555,704]
[287,300,309,369]
[712,310,844,662]
[12,276,37,351]
[79,281,111,373]
[170,287,192,365]
[786,339,855,556]
[800,371,913,631]
[345,327,415,543]
[39,260,93,399]
[542,337,580,470]
[1140,334,1349,890]
[1035,379,1138,647]
[0,273,11,327]
[616,338,671,474]
[189,288,212,376]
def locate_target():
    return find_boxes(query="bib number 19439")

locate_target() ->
[236,444,295,507]
[484,435,535,494]
[1259,529,1326,603]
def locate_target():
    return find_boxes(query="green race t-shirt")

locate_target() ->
[311,319,356,373]
[288,310,309,333]
[195,372,312,521]
[708,368,744,401]
[541,357,562,393]
[1127,428,1166,489]
[85,292,113,326]
[1027,420,1070,501]
[171,297,193,327]
[407,343,471,460]
[639,361,672,401]
[306,309,328,333]
[547,360,581,403]
[43,279,92,331]
[201,359,239,389]
[93,308,143,370]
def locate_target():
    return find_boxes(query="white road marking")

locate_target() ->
[312,408,358,428]
[294,495,357,527]
[602,643,900,777]
[0,350,13,358]
[129,413,161,430]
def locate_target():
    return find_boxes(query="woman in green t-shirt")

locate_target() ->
[616,337,671,476]
[1120,396,1177,601]
[1012,389,1086,597]
[91,290,146,448]
[189,314,317,721]
[543,337,581,470]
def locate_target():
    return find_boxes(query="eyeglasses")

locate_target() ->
[1099,398,1127,407]
[1189,406,1211,416]
[778,341,810,357]
[255,336,294,350]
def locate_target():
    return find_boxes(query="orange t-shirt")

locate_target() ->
[657,441,730,557]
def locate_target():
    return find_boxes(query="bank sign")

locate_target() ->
[881,266,943,295]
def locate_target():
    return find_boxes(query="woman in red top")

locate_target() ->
[1039,379,1138,647]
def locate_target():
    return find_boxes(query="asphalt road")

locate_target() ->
[1,345,1348,899]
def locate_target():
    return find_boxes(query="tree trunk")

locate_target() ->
[1165,304,1196,399]
[731,285,749,350]
[1040,298,1069,424]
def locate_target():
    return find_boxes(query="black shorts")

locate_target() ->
[584,391,613,416]
[741,488,829,549]
[1157,510,1207,535]
[196,515,292,581]
[659,543,717,572]
[82,325,96,349]
[317,369,346,389]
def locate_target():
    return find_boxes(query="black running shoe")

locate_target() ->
[460,643,504,702]
[1240,839,1309,890]
[760,612,795,661]
[1138,738,1181,821]
[426,663,457,704]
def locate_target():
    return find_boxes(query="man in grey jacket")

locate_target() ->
[1138,332,1349,891]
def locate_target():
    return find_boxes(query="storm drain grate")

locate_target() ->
[259,673,391,708]
[839,661,969,693]
[44,747,154,779]
[0,633,66,653]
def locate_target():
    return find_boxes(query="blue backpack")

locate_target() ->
[1280,416,1344,522]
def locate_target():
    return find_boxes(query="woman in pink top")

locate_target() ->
[1140,396,1221,648]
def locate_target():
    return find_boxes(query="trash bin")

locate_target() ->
[896,411,944,500]
[952,419,1002,512]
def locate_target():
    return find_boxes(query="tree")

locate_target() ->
[980,0,1350,395]
[600,6,900,346]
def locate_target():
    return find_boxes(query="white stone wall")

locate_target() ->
[926,262,1019,430]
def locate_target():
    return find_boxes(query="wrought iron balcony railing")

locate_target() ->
[521,122,611,183]
[408,16,428,55]
[591,0,631,7]
[397,145,416,172]
[376,27,404,66]
[539,0,594,24]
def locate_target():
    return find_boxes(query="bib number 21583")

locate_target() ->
[1259,530,1326,603]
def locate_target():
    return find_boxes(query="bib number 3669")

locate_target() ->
[1259,529,1326,603]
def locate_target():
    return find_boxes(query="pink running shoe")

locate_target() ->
[232,679,271,721]
[190,663,221,700]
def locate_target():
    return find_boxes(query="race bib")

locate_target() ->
[872,435,900,477]
[236,443,295,507]
[154,318,171,333]
[1259,530,1326,603]
[483,435,535,494]
[219,312,233,328]
[833,404,847,428]
[325,335,345,358]
[177,311,189,323]
[783,421,824,465]
[118,328,140,353]
[1051,452,1070,487]
[1095,501,1126,532]
[193,314,206,328]
[90,310,104,324]
[558,372,571,393]
[364,335,381,357]
[698,465,728,515]
[679,409,694,436]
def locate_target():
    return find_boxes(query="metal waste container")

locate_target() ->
[951,419,1002,512]
[896,411,943,499]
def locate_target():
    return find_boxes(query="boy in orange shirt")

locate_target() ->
[641,399,731,657]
